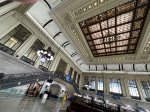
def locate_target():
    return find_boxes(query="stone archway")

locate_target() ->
[49,84,61,97]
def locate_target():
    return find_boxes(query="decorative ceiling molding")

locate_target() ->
[25,0,150,72]
[73,0,111,17]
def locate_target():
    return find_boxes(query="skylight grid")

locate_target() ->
[79,0,150,57]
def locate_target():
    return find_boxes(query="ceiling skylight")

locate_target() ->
[79,0,150,57]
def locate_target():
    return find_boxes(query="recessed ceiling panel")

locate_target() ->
[79,0,150,57]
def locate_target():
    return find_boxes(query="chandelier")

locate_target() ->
[37,49,54,63]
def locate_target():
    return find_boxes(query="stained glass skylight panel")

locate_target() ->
[89,23,100,32]
[91,32,102,39]
[79,0,150,57]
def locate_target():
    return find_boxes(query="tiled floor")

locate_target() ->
[0,96,70,112]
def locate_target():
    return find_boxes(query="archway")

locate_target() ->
[49,84,61,97]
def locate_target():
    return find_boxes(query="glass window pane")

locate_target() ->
[91,77,96,89]
[141,81,150,98]
[79,0,149,57]
[128,80,140,97]
[98,78,103,91]
[23,39,45,61]
[109,79,122,94]
[0,24,31,51]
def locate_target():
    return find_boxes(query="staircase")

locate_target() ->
[0,71,81,94]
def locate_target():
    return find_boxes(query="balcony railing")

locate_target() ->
[0,71,81,94]
[0,43,15,55]
[20,56,35,65]
[0,72,53,89]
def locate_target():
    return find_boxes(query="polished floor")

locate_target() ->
[0,96,70,112]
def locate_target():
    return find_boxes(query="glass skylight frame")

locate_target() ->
[79,0,150,57]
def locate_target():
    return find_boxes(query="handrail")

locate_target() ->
[0,71,81,94]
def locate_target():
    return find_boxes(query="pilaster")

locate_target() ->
[49,54,61,71]
[136,79,146,102]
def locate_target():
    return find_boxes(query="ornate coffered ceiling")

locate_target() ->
[21,0,150,72]
[50,0,150,65]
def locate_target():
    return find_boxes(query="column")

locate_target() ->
[49,54,60,71]
[79,74,83,91]
[65,64,70,74]
[14,34,37,59]
[75,74,78,83]
[136,79,146,102]
[123,77,131,99]
[95,77,98,91]
[104,76,109,95]
[120,78,126,97]
[71,70,74,79]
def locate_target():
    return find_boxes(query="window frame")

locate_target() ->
[128,79,141,100]
[109,78,123,96]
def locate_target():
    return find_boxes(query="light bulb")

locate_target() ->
[50,56,54,60]
[44,51,47,54]
[48,53,51,56]
[37,51,41,56]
